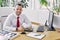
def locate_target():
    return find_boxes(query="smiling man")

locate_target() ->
[3,3,32,32]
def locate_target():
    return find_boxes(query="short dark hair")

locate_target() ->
[17,3,22,7]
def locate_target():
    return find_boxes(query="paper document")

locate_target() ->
[26,32,46,39]
[0,30,18,40]
[0,36,8,40]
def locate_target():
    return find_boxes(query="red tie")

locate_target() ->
[16,17,20,28]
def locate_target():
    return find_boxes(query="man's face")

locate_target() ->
[15,5,22,16]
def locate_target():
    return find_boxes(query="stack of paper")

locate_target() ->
[26,32,46,39]
[0,30,18,40]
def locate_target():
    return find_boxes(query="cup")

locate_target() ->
[33,26,39,32]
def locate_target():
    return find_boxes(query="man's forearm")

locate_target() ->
[3,26,16,31]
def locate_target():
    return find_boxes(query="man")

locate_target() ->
[3,3,32,31]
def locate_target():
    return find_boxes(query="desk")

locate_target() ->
[12,30,60,40]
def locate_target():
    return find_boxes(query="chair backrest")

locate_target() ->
[0,15,8,29]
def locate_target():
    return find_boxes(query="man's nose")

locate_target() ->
[18,10,21,11]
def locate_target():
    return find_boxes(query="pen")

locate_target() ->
[35,34,41,36]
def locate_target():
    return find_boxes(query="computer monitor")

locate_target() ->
[47,11,55,31]
[27,11,55,32]
[36,11,56,32]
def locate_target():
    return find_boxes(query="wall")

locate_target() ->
[0,7,49,25]
[53,15,60,28]
[0,0,60,28]
[0,7,60,28]
[0,7,14,16]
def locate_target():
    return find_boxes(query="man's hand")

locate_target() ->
[17,26,24,32]
[27,26,32,30]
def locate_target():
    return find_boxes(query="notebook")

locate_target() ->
[26,32,46,39]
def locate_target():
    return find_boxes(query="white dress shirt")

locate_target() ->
[3,12,32,31]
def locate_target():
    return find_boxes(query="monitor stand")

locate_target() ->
[48,25,56,31]
[45,20,56,31]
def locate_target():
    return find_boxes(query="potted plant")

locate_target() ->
[39,0,48,6]
[39,0,50,11]
[53,5,60,15]
[20,0,29,8]
[0,0,2,7]
[39,0,60,15]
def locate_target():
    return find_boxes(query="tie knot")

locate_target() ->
[17,17,19,19]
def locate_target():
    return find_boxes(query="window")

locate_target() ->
[0,0,29,8]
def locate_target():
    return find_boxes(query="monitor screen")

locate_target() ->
[47,11,55,31]
[48,11,54,27]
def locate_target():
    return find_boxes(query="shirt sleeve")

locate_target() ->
[22,14,32,28]
[3,15,16,31]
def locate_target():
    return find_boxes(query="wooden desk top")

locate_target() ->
[12,30,60,40]
[42,31,60,40]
